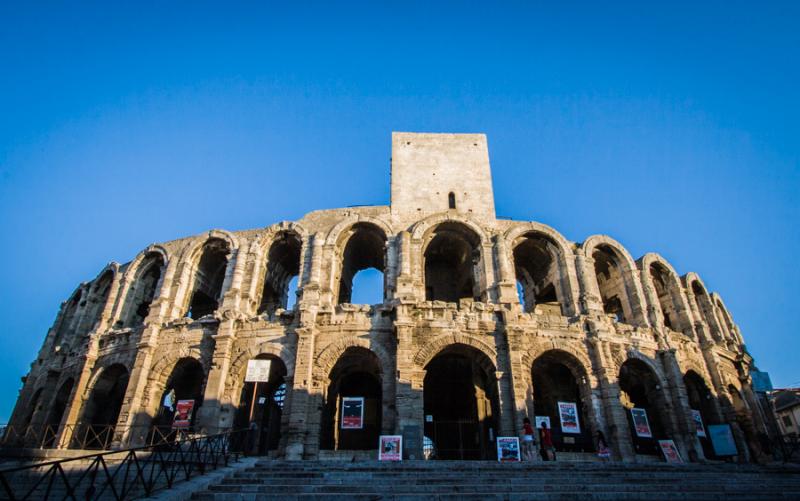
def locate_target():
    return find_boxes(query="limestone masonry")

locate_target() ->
[8,132,766,462]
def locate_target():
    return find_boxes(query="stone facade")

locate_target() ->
[7,132,767,462]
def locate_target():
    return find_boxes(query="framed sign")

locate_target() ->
[341,396,364,429]
[691,409,707,438]
[535,416,550,430]
[496,436,521,462]
[631,408,653,438]
[245,359,272,383]
[557,401,581,434]
[658,440,683,463]
[172,399,195,429]
[378,435,403,461]
[708,424,738,456]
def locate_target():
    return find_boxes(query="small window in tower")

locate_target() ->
[448,192,456,209]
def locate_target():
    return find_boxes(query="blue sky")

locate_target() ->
[0,2,798,422]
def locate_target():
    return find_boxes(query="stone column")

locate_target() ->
[586,334,635,461]
[658,348,706,461]
[56,342,99,449]
[575,253,604,315]
[394,320,425,459]
[492,235,518,305]
[284,327,316,460]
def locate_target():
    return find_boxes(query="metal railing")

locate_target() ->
[0,428,246,500]
[0,424,210,451]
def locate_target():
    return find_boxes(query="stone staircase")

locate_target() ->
[191,459,800,500]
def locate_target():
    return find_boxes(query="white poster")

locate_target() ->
[378,435,403,461]
[245,359,272,382]
[535,416,551,430]
[691,409,706,438]
[496,436,521,462]
[557,401,581,434]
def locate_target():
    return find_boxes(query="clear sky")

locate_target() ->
[0,2,798,422]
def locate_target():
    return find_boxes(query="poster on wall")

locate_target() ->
[691,409,707,438]
[658,440,683,463]
[557,401,581,434]
[496,437,521,462]
[341,397,364,429]
[708,424,738,456]
[172,399,195,429]
[535,416,551,430]
[245,359,272,383]
[378,435,403,461]
[631,408,653,438]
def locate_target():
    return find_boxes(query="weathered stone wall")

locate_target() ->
[7,133,765,463]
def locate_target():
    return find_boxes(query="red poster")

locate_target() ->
[172,399,195,429]
[341,397,364,429]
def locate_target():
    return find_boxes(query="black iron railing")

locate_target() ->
[0,424,211,450]
[0,428,246,500]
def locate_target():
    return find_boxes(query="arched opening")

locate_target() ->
[691,282,723,342]
[21,388,43,430]
[423,344,499,460]
[336,223,386,305]
[187,239,230,319]
[79,364,129,449]
[683,371,717,459]
[618,359,669,456]
[81,270,114,334]
[715,299,738,349]
[649,263,679,330]
[531,351,593,452]
[43,378,74,447]
[424,223,481,304]
[728,384,756,458]
[513,233,565,315]
[121,253,165,328]
[52,290,82,350]
[320,347,382,451]
[593,245,632,323]
[258,232,302,316]
[153,358,206,435]
[234,355,288,455]
[448,192,456,209]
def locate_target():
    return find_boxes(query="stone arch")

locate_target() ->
[413,333,498,371]
[142,348,207,413]
[581,235,647,326]
[528,348,597,452]
[117,249,168,328]
[617,354,675,455]
[316,336,393,380]
[78,264,119,334]
[521,341,594,383]
[223,340,297,410]
[328,221,388,305]
[711,293,739,346]
[409,212,491,248]
[683,273,724,343]
[420,221,485,303]
[177,234,234,319]
[254,228,304,315]
[506,223,579,316]
[639,253,692,334]
[325,215,393,248]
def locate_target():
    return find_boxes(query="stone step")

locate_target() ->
[191,492,800,501]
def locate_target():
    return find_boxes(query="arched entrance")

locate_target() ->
[423,344,499,460]
[152,358,206,437]
[78,364,129,449]
[423,223,482,304]
[531,351,593,452]
[320,347,382,451]
[234,355,288,455]
[683,371,718,459]
[618,359,670,456]
[43,378,74,447]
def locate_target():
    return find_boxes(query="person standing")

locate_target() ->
[539,420,556,461]
[596,430,611,461]
[521,417,537,461]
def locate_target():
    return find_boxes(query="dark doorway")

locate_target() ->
[78,364,129,449]
[423,223,481,304]
[43,378,74,447]
[618,359,669,456]
[532,351,592,452]
[423,345,498,460]
[684,371,718,460]
[320,347,382,451]
[234,355,288,455]
[152,358,206,442]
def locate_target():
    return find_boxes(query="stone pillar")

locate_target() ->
[284,327,316,460]
[658,348,706,461]
[394,320,425,459]
[56,343,99,449]
[493,235,518,305]
[575,253,604,315]
[586,334,635,461]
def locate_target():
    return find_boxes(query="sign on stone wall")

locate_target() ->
[558,401,581,434]
[631,408,653,438]
[378,435,403,461]
[245,359,272,383]
[708,424,738,456]
[341,397,364,429]
[691,409,707,438]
